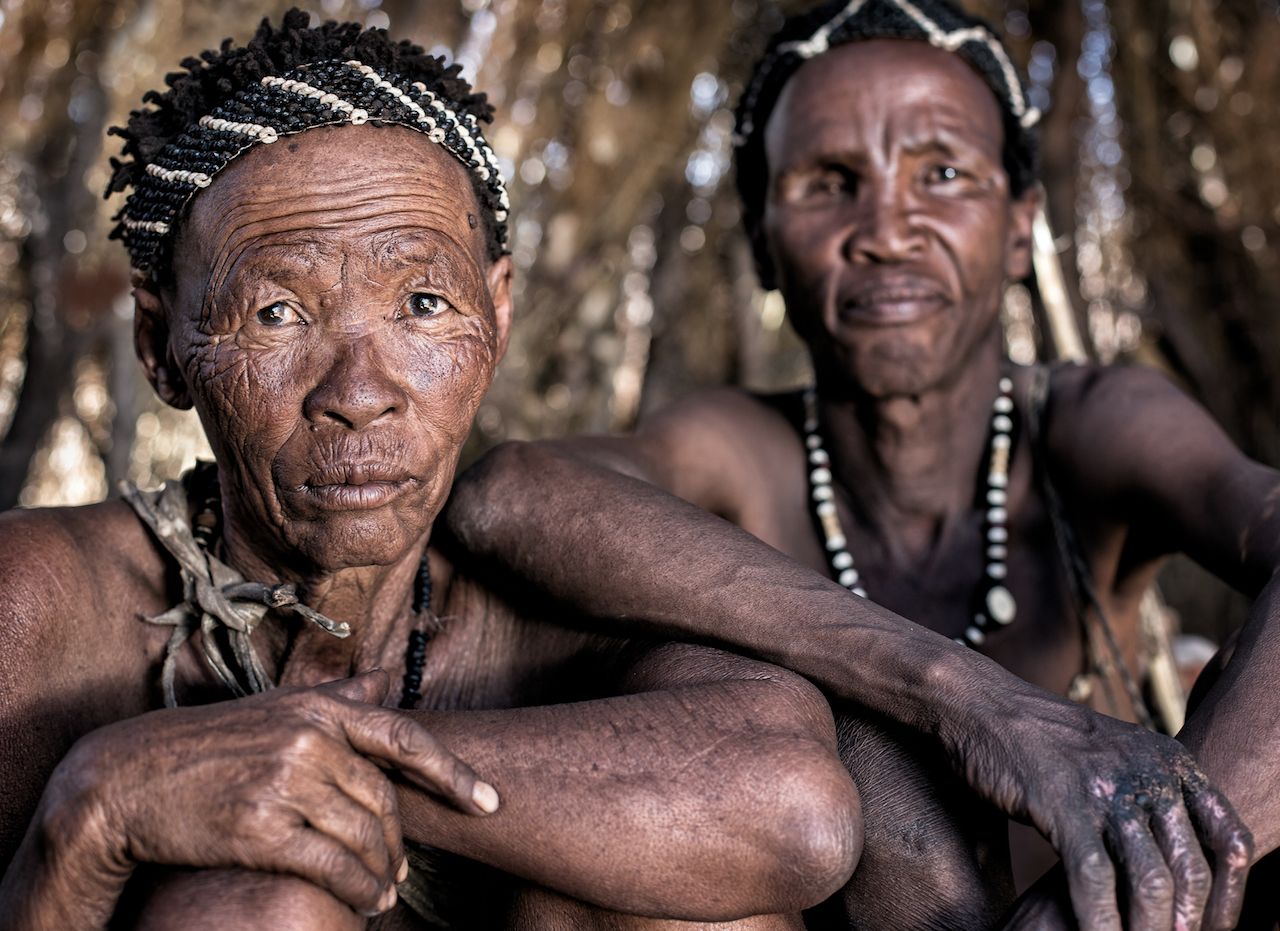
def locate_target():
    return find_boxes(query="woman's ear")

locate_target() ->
[486,255,515,363]
[133,286,193,410]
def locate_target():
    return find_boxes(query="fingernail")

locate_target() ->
[397,858,409,884]
[380,886,397,913]
[472,781,500,814]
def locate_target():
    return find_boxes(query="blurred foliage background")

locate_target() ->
[0,0,1277,638]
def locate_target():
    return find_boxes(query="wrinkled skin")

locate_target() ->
[0,125,861,930]
[443,39,1275,931]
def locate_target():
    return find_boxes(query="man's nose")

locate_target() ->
[303,336,409,430]
[846,184,921,263]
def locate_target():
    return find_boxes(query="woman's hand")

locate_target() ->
[41,670,496,917]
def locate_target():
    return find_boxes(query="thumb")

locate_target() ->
[319,668,391,705]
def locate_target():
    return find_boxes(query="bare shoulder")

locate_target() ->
[639,385,799,446]
[1040,362,1235,490]
[633,386,804,518]
[0,498,173,721]
[0,499,166,649]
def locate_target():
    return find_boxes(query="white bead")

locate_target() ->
[993,414,1013,433]
[987,544,1007,560]
[965,625,986,645]
[832,551,854,570]
[816,501,837,518]
[989,472,1008,488]
[993,433,1012,449]
[812,485,834,502]
[994,396,1013,414]
[350,109,369,125]
[809,449,829,466]
[987,586,1017,624]
[429,128,446,143]
[999,377,1013,393]
[805,435,821,450]
[988,526,1008,543]
[839,568,860,587]
[803,419,818,433]
[810,467,832,485]
[987,507,1007,524]
[987,563,1007,579]
[825,534,847,552]
[495,209,508,222]
[987,488,1007,506]
[852,586,868,598]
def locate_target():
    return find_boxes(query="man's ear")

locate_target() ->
[486,255,515,363]
[1003,186,1039,282]
[133,286,193,410]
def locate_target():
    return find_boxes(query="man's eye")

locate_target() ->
[928,165,963,183]
[255,302,297,326]
[809,170,850,196]
[406,293,454,318]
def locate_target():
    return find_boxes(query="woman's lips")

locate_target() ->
[300,462,418,510]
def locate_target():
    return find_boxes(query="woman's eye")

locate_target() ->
[406,293,454,318]
[255,301,297,326]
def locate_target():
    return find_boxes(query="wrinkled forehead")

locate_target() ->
[170,124,488,287]
[766,39,1006,164]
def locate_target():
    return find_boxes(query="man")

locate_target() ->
[0,14,863,929]
[442,1,1276,928]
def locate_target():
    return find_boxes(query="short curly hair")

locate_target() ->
[734,0,1040,289]
[106,9,506,281]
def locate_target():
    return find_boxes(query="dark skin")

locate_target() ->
[0,125,862,929]
[442,41,1274,931]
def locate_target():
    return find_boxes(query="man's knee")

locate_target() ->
[125,868,365,931]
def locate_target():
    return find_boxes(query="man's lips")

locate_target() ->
[837,282,949,326]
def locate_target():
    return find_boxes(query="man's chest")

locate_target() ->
[739,462,1146,700]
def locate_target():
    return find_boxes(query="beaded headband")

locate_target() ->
[735,0,1040,146]
[116,58,510,277]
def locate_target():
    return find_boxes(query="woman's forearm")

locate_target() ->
[0,760,133,931]
[396,676,861,920]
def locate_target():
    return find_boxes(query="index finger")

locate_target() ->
[1184,778,1253,930]
[332,699,500,817]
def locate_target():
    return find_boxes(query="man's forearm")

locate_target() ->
[396,675,860,921]
[446,441,1051,744]
[1179,572,1280,857]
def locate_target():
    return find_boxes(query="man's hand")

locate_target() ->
[41,670,496,918]
[960,696,1252,931]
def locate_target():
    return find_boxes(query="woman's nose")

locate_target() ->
[303,336,410,430]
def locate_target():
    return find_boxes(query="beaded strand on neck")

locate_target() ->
[399,556,434,709]
[803,376,1019,647]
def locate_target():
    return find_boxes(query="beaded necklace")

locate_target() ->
[803,376,1019,647]
[191,474,434,708]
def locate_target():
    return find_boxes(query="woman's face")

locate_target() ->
[138,124,512,575]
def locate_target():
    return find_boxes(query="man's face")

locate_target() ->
[140,125,512,573]
[761,39,1034,398]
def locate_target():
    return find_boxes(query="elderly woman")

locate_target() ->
[0,13,860,930]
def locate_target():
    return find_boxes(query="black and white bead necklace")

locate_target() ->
[803,376,1019,647]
